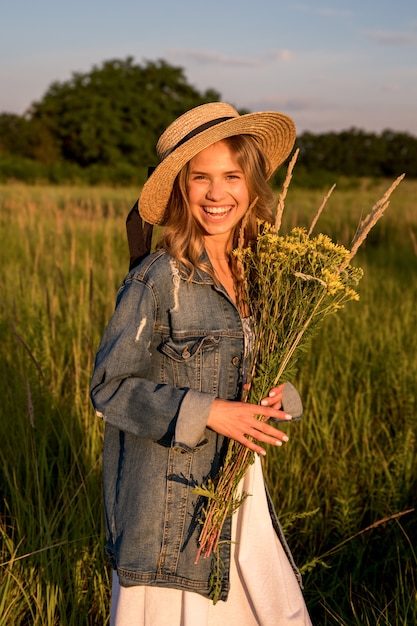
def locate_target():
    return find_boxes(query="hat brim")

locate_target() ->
[139,111,296,225]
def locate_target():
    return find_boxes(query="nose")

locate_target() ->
[206,179,225,201]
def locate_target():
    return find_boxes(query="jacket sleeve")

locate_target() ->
[90,275,215,448]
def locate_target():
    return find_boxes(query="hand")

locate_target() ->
[260,384,285,410]
[242,384,285,411]
[206,385,292,456]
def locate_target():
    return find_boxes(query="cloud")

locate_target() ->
[169,49,295,68]
[169,50,258,67]
[364,30,417,45]
[292,3,352,19]
[380,82,402,92]
[265,49,296,62]
[245,94,319,114]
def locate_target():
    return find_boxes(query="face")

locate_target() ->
[187,141,250,246]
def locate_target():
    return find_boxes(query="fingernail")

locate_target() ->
[282,435,289,442]
[275,440,283,447]
[259,449,267,456]
[269,391,276,397]
[260,399,268,406]
[284,413,292,420]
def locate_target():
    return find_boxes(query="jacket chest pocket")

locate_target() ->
[159,335,221,394]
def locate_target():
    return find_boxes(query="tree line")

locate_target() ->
[0,57,415,185]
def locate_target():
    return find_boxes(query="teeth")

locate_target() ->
[203,206,231,215]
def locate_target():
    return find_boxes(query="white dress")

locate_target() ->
[110,454,312,625]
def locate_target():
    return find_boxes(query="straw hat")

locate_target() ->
[139,102,296,225]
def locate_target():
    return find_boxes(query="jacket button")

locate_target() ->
[231,356,240,366]
[182,347,191,359]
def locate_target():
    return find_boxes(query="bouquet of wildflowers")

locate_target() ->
[193,151,404,602]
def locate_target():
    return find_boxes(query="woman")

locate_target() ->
[91,102,312,625]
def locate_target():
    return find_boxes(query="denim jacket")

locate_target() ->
[90,248,301,601]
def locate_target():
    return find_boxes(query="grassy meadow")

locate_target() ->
[0,178,416,625]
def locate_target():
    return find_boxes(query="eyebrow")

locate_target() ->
[189,168,243,175]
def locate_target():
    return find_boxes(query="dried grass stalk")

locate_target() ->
[346,173,405,266]
[274,149,299,233]
[308,184,336,236]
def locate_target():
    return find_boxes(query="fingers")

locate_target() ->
[260,384,285,409]
[251,418,289,443]
[206,398,291,456]
[255,402,292,423]
[232,423,289,456]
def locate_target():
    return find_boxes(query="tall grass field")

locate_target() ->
[0,179,416,625]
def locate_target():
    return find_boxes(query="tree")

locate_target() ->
[28,57,221,167]
[2,57,417,180]
[295,128,417,178]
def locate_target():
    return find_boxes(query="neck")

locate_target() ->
[204,236,231,264]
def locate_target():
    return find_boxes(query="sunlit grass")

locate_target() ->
[1,180,416,624]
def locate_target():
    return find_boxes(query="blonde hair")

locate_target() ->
[161,135,275,285]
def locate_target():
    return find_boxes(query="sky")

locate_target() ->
[1,0,417,136]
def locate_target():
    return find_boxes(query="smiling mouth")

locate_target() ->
[202,206,232,219]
